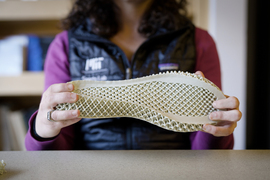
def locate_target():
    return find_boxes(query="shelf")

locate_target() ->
[187,0,209,30]
[0,0,72,21]
[0,0,73,38]
[0,20,63,38]
[0,72,44,96]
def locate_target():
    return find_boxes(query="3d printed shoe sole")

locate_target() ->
[55,71,226,132]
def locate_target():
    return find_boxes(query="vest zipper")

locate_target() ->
[71,24,191,80]
[126,68,131,79]
[126,124,132,150]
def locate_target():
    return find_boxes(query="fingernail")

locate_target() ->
[72,110,78,116]
[68,84,73,91]
[204,125,211,132]
[71,93,77,100]
[210,112,217,120]
[212,101,217,107]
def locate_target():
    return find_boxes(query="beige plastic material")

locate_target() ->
[0,160,6,175]
[55,71,226,132]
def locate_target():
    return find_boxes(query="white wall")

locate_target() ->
[208,0,247,149]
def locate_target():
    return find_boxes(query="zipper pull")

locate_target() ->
[126,68,131,79]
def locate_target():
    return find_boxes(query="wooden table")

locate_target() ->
[0,150,269,180]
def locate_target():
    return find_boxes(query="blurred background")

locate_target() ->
[0,0,268,150]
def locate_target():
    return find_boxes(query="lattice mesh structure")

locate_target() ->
[56,71,225,132]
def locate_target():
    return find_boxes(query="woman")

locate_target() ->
[25,0,241,150]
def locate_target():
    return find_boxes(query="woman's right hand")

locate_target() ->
[35,83,82,138]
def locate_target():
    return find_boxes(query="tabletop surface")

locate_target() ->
[0,150,269,180]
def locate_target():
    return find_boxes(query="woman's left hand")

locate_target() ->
[195,71,242,137]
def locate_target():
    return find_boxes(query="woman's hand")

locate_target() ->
[195,71,242,137]
[35,83,82,138]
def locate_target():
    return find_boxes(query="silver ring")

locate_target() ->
[47,109,57,122]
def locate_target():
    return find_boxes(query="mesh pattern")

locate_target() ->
[57,95,204,132]
[177,71,221,91]
[56,71,221,132]
[75,82,216,117]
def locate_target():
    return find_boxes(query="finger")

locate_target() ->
[213,96,240,109]
[51,110,80,121]
[46,118,82,131]
[58,118,82,128]
[48,83,74,93]
[45,92,78,108]
[194,71,205,78]
[209,110,242,122]
[203,123,236,137]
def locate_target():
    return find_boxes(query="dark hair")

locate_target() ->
[61,0,188,38]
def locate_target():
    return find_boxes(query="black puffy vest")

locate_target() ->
[68,19,196,149]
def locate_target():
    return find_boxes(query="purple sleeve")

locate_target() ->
[25,31,75,150]
[190,28,234,149]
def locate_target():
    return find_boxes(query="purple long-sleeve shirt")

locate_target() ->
[25,28,234,150]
